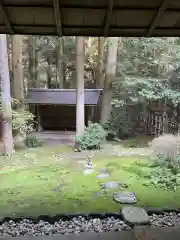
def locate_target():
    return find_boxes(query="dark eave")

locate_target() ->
[0,0,180,36]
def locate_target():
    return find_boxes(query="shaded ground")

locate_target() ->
[1,226,180,239]
[1,137,180,219]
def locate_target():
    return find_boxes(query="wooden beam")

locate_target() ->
[53,0,62,37]
[0,4,14,34]
[104,0,114,37]
[147,0,167,37]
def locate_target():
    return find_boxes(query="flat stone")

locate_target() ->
[101,181,119,189]
[96,173,110,179]
[94,190,105,197]
[100,168,109,174]
[83,169,94,175]
[113,191,137,204]
[77,160,87,164]
[84,163,95,169]
[122,206,149,225]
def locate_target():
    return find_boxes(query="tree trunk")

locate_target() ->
[28,36,37,87]
[57,37,65,88]
[100,37,118,125]
[47,55,53,88]
[76,37,85,136]
[95,37,105,122]
[96,37,105,88]
[11,35,25,147]
[12,35,24,107]
[0,34,14,154]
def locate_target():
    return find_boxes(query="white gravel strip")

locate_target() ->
[0,217,131,236]
[1,212,180,236]
[149,212,180,227]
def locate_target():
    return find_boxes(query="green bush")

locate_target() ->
[149,166,180,191]
[75,122,107,150]
[25,135,42,148]
[11,99,35,136]
[106,106,135,139]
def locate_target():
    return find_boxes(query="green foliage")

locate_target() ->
[75,122,107,150]
[149,166,180,191]
[25,135,42,148]
[148,135,180,190]
[12,99,34,136]
[12,109,34,136]
[108,37,180,136]
[0,97,34,136]
[107,105,135,139]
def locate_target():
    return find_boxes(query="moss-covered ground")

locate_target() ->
[0,142,180,219]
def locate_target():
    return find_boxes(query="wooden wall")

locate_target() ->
[38,105,89,130]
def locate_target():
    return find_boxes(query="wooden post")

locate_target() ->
[76,37,85,136]
[0,34,14,153]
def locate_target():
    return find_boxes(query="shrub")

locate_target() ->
[25,135,42,148]
[106,105,135,139]
[11,99,35,136]
[149,134,180,165]
[75,122,107,150]
[12,109,34,136]
[149,166,180,191]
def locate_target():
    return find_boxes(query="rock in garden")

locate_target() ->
[83,169,94,175]
[96,173,110,179]
[84,163,95,169]
[100,168,109,174]
[101,181,119,189]
[122,206,149,225]
[113,191,137,204]
[94,190,105,197]
[0,217,131,236]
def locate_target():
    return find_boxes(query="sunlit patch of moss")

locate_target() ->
[0,151,180,218]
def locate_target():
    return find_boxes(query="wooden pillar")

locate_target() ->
[0,34,14,153]
[76,37,85,136]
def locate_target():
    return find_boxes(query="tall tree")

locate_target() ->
[76,37,85,136]
[12,35,24,108]
[96,37,105,88]
[57,37,65,88]
[28,36,37,87]
[100,37,118,124]
[11,35,25,146]
[0,34,14,154]
[47,54,53,88]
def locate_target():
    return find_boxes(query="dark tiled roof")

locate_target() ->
[27,88,102,105]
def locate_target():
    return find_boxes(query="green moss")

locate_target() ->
[121,136,153,148]
[0,148,180,218]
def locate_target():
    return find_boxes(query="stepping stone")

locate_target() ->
[94,190,105,197]
[122,206,149,225]
[113,191,137,204]
[84,163,95,169]
[100,168,109,174]
[101,181,119,189]
[96,173,110,179]
[83,169,94,175]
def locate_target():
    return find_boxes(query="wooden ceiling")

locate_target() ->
[0,0,180,36]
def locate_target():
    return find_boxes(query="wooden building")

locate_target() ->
[27,88,102,131]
